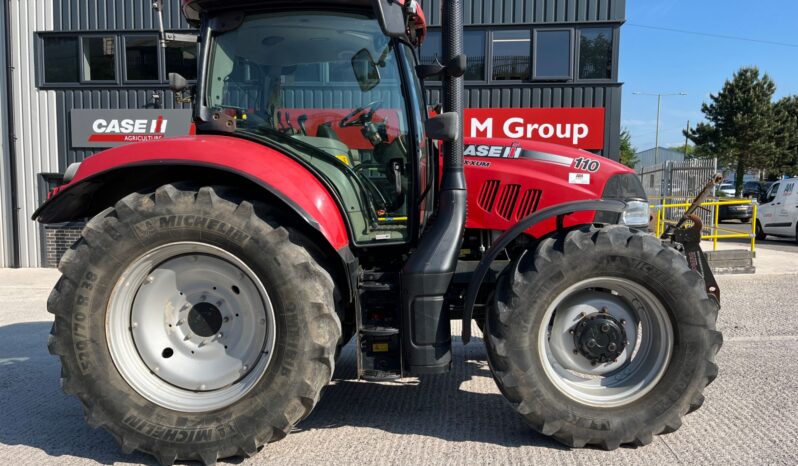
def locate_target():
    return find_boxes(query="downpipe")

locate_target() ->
[401,0,466,374]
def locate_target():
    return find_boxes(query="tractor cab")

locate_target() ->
[175,1,434,246]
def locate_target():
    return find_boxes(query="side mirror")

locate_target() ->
[373,0,406,38]
[169,72,188,92]
[351,48,381,92]
[425,112,460,142]
[416,54,468,79]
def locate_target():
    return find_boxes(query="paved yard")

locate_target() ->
[0,268,796,465]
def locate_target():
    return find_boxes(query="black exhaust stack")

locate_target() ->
[401,0,466,374]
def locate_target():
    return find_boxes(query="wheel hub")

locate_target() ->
[572,313,627,364]
[188,302,224,337]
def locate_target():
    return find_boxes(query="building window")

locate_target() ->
[419,31,441,81]
[125,36,159,81]
[42,37,79,83]
[491,30,530,81]
[419,30,485,81]
[165,43,198,80]
[579,27,613,80]
[464,30,486,81]
[81,36,116,82]
[533,29,572,80]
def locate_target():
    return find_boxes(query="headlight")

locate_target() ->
[621,200,650,228]
[63,162,81,183]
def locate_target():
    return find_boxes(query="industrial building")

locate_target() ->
[0,0,626,267]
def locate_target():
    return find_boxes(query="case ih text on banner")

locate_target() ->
[465,108,605,150]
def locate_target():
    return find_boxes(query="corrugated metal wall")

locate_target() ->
[420,0,624,158]
[9,0,56,267]
[421,0,626,26]
[9,0,190,267]
[0,0,11,266]
[51,1,191,167]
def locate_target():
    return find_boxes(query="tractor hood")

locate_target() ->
[461,137,647,236]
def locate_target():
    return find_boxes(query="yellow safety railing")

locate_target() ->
[650,198,757,252]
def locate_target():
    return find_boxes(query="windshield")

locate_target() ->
[208,11,413,245]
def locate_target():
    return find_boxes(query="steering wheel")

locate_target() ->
[340,100,382,128]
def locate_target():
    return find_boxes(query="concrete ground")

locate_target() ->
[1,267,797,465]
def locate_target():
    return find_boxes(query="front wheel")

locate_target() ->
[756,220,767,240]
[485,225,722,449]
[47,185,341,465]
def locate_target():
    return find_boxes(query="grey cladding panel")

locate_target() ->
[53,0,188,32]
[420,0,624,25]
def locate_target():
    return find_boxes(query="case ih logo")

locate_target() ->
[89,116,169,143]
[465,108,605,150]
[71,109,194,149]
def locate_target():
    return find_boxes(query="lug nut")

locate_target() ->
[568,329,575,335]
[601,306,608,314]
[217,333,223,339]
[600,323,610,333]
[608,343,617,352]
[620,319,627,325]
[587,339,597,348]
[145,276,154,284]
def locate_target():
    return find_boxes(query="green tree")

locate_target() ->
[667,143,696,159]
[684,67,778,195]
[619,128,638,168]
[773,96,798,175]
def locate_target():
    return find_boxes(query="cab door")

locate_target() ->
[772,180,796,236]
[758,181,780,234]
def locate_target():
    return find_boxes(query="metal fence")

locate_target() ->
[639,158,718,226]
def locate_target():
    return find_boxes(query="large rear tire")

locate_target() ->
[47,184,341,465]
[485,225,722,449]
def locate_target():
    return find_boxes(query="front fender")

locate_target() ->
[461,199,626,344]
[33,135,350,251]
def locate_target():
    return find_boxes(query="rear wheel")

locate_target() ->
[485,225,721,449]
[47,184,341,465]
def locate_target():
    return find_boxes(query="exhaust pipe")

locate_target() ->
[401,0,466,374]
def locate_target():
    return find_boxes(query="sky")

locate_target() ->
[620,0,798,152]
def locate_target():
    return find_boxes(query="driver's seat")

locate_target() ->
[316,123,341,141]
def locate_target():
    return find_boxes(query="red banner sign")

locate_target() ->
[464,107,605,150]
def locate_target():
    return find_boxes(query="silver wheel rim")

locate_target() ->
[538,277,673,407]
[106,242,276,412]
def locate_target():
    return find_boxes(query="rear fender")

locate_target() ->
[33,135,350,250]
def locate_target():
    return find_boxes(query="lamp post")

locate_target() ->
[633,92,687,165]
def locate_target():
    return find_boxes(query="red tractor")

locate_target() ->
[35,1,721,464]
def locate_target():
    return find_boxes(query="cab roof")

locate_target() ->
[182,0,375,23]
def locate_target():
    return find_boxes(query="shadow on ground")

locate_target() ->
[0,321,561,465]
[0,321,154,465]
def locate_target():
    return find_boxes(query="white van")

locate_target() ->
[756,178,798,241]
